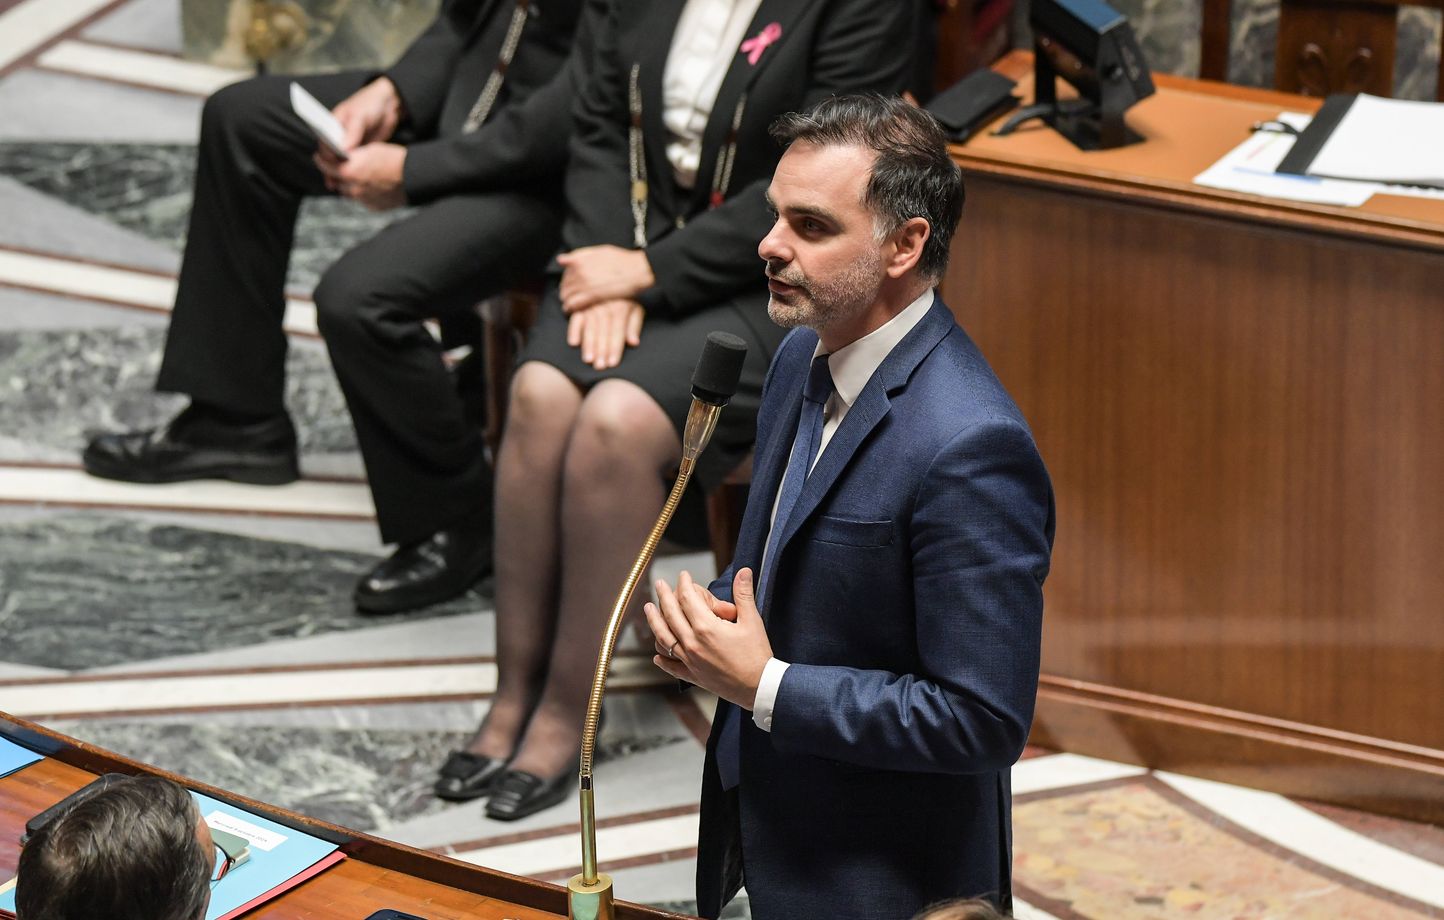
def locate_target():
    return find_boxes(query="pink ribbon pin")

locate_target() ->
[740,22,782,65]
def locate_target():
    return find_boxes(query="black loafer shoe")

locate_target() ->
[82,415,298,485]
[354,522,493,614]
[434,750,509,801]
[484,768,574,822]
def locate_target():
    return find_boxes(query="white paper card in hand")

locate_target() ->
[289,82,348,160]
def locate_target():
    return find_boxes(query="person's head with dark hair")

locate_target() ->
[770,93,964,282]
[911,896,1010,920]
[759,93,964,351]
[17,776,213,920]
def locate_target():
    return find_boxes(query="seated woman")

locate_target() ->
[434,0,915,820]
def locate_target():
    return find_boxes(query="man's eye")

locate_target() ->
[802,218,824,233]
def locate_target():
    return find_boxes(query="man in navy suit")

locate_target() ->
[645,95,1055,919]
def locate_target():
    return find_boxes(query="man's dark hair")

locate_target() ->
[770,94,964,281]
[17,776,211,920]
[911,896,1009,920]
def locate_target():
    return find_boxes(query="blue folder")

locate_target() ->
[190,790,340,920]
[0,738,41,782]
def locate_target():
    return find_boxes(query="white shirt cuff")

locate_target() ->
[751,658,790,732]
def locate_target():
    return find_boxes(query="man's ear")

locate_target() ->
[885,217,930,279]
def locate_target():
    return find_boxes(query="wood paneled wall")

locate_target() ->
[942,174,1444,820]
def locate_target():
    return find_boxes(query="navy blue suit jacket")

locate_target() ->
[696,295,1055,919]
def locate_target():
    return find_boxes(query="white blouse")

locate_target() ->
[661,0,765,188]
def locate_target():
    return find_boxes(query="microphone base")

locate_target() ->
[568,872,615,920]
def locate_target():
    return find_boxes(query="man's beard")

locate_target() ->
[766,254,884,332]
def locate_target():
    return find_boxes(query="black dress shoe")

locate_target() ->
[82,412,298,485]
[433,750,509,801]
[484,768,574,821]
[354,520,492,614]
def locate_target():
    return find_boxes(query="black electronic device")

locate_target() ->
[364,911,430,920]
[926,68,1020,142]
[994,0,1154,149]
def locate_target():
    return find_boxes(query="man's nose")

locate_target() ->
[758,221,790,263]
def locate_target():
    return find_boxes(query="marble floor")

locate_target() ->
[1,1,1442,918]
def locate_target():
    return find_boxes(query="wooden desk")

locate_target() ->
[0,715,690,920]
[943,53,1444,822]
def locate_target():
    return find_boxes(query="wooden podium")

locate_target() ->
[944,53,1444,822]
[0,713,690,920]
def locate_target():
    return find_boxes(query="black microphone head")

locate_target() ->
[691,332,748,406]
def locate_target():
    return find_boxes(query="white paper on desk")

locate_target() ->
[289,82,348,160]
[1194,111,1444,206]
[1309,94,1444,186]
[1193,112,1375,206]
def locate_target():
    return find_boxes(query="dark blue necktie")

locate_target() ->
[717,354,833,790]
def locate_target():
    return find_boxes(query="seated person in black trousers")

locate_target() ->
[82,0,590,613]
[17,776,213,920]
[431,0,915,820]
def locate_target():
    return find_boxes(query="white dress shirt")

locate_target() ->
[751,289,937,731]
[662,0,764,188]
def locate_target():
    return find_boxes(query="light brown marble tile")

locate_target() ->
[1015,779,1438,918]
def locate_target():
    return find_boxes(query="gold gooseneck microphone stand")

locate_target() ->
[568,333,745,920]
